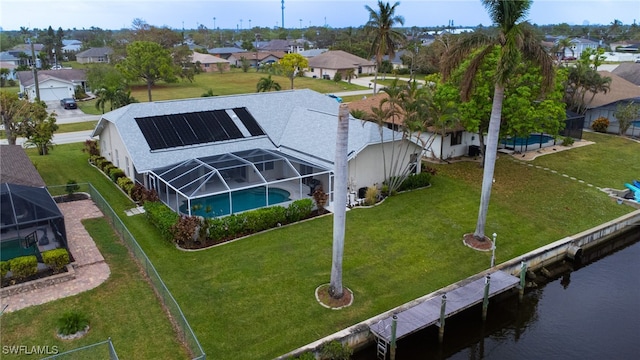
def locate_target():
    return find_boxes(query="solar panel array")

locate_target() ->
[135,108,265,150]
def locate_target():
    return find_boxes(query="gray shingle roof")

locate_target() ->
[93,90,400,173]
[17,69,87,86]
[0,145,46,187]
[307,50,375,69]
[76,47,113,58]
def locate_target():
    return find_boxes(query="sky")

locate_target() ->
[1,0,638,31]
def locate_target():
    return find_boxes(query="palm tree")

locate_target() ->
[365,1,405,93]
[441,0,555,241]
[256,75,281,92]
[557,37,574,60]
[329,103,350,299]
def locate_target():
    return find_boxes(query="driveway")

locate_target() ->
[46,100,101,125]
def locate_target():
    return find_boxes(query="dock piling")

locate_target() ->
[482,275,491,321]
[519,261,527,302]
[438,294,447,343]
[390,315,398,360]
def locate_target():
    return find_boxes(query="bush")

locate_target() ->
[7,79,16,87]
[243,206,287,233]
[109,167,126,182]
[0,261,9,279]
[65,180,80,197]
[102,163,115,175]
[398,172,432,192]
[42,248,70,273]
[320,340,352,360]
[144,201,180,241]
[333,72,342,82]
[57,311,89,336]
[171,216,201,246]
[82,140,100,157]
[117,177,135,195]
[93,156,107,168]
[285,198,313,223]
[365,186,378,206]
[8,255,38,280]
[591,116,610,133]
[562,136,575,146]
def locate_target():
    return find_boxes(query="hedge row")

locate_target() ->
[7,255,38,280]
[1,249,71,281]
[145,198,314,247]
[90,155,158,203]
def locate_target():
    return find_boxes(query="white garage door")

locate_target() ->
[39,87,70,101]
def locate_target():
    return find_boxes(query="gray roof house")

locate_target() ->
[91,90,422,216]
[306,50,376,80]
[76,47,113,64]
[17,69,87,102]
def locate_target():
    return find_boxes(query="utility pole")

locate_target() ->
[28,37,40,101]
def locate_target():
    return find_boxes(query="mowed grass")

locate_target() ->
[0,217,189,360]
[9,132,639,359]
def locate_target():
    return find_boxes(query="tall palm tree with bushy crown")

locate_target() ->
[365,1,405,93]
[441,0,555,241]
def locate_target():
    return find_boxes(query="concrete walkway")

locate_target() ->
[0,200,110,313]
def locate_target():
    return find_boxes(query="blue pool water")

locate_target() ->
[632,120,640,127]
[180,187,290,217]
[502,134,554,146]
[1,238,38,261]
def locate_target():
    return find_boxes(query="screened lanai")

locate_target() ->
[148,149,331,217]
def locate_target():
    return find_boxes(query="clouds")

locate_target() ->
[1,0,638,31]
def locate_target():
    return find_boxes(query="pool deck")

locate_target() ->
[512,139,594,161]
[0,200,109,313]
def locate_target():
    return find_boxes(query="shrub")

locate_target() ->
[398,172,432,192]
[0,261,9,279]
[82,140,100,157]
[8,255,38,280]
[109,167,126,182]
[65,180,80,197]
[562,136,575,146]
[285,198,313,223]
[57,311,89,336]
[102,163,115,175]
[93,156,107,168]
[591,117,609,133]
[365,186,378,206]
[42,248,70,273]
[130,183,146,202]
[144,201,180,241]
[243,206,287,233]
[117,177,135,195]
[320,340,352,360]
[7,79,16,87]
[171,216,201,246]
[333,72,342,82]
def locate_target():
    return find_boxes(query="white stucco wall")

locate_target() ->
[99,121,134,180]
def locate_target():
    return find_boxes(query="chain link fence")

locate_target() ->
[48,183,206,360]
[40,338,118,360]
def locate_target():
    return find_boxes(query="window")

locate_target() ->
[115,149,120,167]
[256,161,274,171]
[125,157,130,177]
[450,131,463,146]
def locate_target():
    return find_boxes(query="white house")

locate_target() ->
[190,51,230,72]
[584,71,640,136]
[91,90,422,216]
[16,69,87,102]
[306,50,376,80]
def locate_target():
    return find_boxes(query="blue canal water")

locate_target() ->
[355,228,640,359]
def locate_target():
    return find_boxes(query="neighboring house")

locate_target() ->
[612,63,640,86]
[306,50,376,80]
[348,93,479,160]
[0,145,68,262]
[190,51,230,72]
[0,52,20,80]
[584,71,640,136]
[17,69,87,102]
[7,43,43,68]
[258,39,304,53]
[563,38,600,59]
[62,39,82,53]
[298,49,328,59]
[227,51,286,68]
[380,50,406,70]
[91,90,422,216]
[207,47,246,60]
[76,47,113,64]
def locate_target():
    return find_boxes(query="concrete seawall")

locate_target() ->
[276,209,640,359]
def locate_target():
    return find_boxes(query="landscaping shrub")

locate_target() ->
[591,116,609,133]
[144,201,180,241]
[109,167,126,182]
[93,156,107,168]
[65,180,80,197]
[117,177,135,195]
[170,216,201,246]
[0,261,9,279]
[398,172,432,192]
[562,136,575,146]
[365,186,378,205]
[102,163,115,175]
[8,255,38,280]
[320,340,352,360]
[41,248,70,273]
[82,140,100,157]
[285,198,313,223]
[242,206,287,234]
[57,311,89,336]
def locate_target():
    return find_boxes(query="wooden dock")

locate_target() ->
[370,270,520,344]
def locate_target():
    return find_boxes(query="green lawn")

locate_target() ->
[8,133,638,359]
[0,217,189,359]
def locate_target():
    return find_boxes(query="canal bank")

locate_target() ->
[276,209,640,359]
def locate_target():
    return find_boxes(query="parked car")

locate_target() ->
[60,98,77,109]
[562,56,577,61]
[635,58,640,63]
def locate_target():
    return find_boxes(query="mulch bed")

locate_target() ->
[463,233,494,251]
[316,284,353,309]
[1,267,66,288]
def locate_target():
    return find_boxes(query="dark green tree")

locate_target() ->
[116,41,177,102]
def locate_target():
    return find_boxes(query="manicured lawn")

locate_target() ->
[56,121,98,133]
[0,218,189,360]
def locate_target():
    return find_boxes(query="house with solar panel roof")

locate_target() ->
[91,89,422,217]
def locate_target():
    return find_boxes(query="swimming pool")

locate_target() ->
[501,134,554,146]
[180,187,291,217]
[1,238,38,262]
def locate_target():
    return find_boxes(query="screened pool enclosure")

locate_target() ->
[147,149,332,217]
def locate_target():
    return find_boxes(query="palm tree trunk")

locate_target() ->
[329,103,350,299]
[373,68,379,93]
[473,84,504,240]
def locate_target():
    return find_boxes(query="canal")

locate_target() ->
[355,227,640,359]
